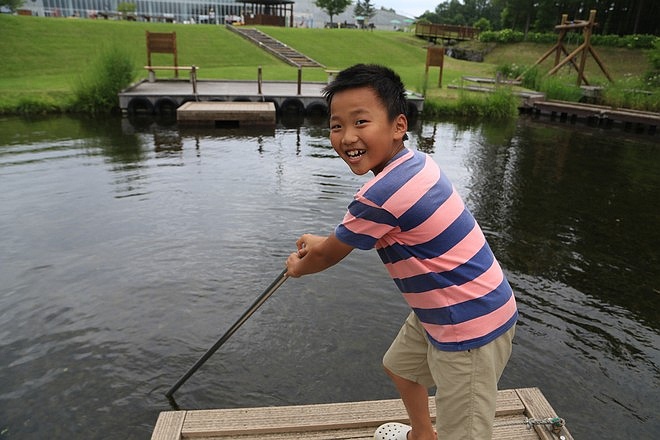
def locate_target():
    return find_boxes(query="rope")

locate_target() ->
[494,416,566,436]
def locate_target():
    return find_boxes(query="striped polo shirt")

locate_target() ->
[335,148,517,351]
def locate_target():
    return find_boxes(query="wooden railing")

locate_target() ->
[415,23,479,41]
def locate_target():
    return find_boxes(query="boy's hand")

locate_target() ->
[286,233,353,278]
[296,234,326,253]
[286,234,325,278]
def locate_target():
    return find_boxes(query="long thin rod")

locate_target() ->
[165,268,288,398]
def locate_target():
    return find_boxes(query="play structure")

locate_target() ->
[518,9,613,86]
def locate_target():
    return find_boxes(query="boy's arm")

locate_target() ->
[286,233,354,278]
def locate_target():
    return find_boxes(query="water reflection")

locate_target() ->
[0,114,657,440]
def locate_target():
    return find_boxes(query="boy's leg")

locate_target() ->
[383,369,436,440]
[429,326,515,440]
[383,312,436,440]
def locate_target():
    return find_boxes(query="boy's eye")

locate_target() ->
[355,119,368,126]
[330,123,342,130]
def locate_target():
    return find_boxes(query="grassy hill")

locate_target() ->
[0,14,654,114]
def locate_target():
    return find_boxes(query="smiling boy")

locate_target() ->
[286,64,517,440]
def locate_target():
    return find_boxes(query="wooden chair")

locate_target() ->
[144,31,198,95]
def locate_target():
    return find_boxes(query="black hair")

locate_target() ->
[322,64,409,122]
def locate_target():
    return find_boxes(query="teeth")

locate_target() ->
[346,150,365,158]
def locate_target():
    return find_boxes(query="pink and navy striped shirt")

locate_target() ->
[335,148,517,351]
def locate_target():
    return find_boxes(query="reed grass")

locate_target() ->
[72,45,136,113]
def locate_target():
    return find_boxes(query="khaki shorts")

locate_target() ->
[383,312,515,440]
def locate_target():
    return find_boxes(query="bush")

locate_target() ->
[525,32,558,45]
[602,77,659,112]
[72,45,136,114]
[478,31,498,43]
[478,29,524,43]
[480,29,658,49]
[473,18,491,32]
[495,62,528,80]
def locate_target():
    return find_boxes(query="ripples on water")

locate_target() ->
[0,115,658,439]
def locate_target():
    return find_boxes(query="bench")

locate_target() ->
[144,65,199,94]
[145,31,198,95]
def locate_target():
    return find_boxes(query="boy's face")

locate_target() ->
[329,86,407,176]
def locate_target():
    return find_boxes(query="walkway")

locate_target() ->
[227,25,325,68]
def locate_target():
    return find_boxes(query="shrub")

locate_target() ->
[481,30,658,49]
[497,29,525,43]
[478,31,498,43]
[72,45,136,114]
[473,18,491,32]
[602,77,659,112]
[495,62,528,80]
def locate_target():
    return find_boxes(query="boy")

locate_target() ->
[285,64,517,440]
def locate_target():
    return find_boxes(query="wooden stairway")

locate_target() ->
[227,25,325,68]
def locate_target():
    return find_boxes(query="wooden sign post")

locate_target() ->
[425,46,445,89]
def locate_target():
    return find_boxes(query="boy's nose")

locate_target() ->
[342,129,358,145]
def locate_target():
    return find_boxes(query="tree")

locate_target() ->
[314,0,352,25]
[117,2,136,19]
[0,0,24,12]
[418,0,659,34]
[354,0,376,25]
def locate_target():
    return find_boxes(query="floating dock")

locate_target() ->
[523,99,659,134]
[151,387,573,440]
[177,101,276,127]
[118,79,425,119]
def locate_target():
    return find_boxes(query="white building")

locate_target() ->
[19,0,413,29]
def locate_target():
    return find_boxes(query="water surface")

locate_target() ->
[0,115,658,439]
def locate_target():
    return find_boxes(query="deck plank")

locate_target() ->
[151,410,187,440]
[179,390,525,437]
[151,388,570,440]
[517,387,573,440]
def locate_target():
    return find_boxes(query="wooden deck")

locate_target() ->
[151,387,573,440]
[118,79,424,118]
[177,101,277,127]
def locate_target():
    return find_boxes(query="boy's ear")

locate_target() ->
[393,114,408,140]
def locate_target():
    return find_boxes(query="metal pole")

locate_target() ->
[165,268,288,398]
[297,67,302,95]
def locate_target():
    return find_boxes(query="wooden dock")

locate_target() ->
[526,100,660,134]
[177,101,277,127]
[151,387,573,440]
[118,79,424,119]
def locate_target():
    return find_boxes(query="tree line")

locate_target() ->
[418,0,659,36]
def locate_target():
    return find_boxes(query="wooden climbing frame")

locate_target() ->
[517,10,613,86]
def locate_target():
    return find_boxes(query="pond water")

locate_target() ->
[0,114,658,440]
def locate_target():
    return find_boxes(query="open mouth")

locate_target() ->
[346,149,366,158]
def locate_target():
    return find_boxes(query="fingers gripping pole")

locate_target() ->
[165,268,289,398]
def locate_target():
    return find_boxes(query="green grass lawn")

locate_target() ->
[0,14,654,113]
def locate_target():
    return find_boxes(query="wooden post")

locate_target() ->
[554,14,568,67]
[258,66,262,94]
[576,10,597,86]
